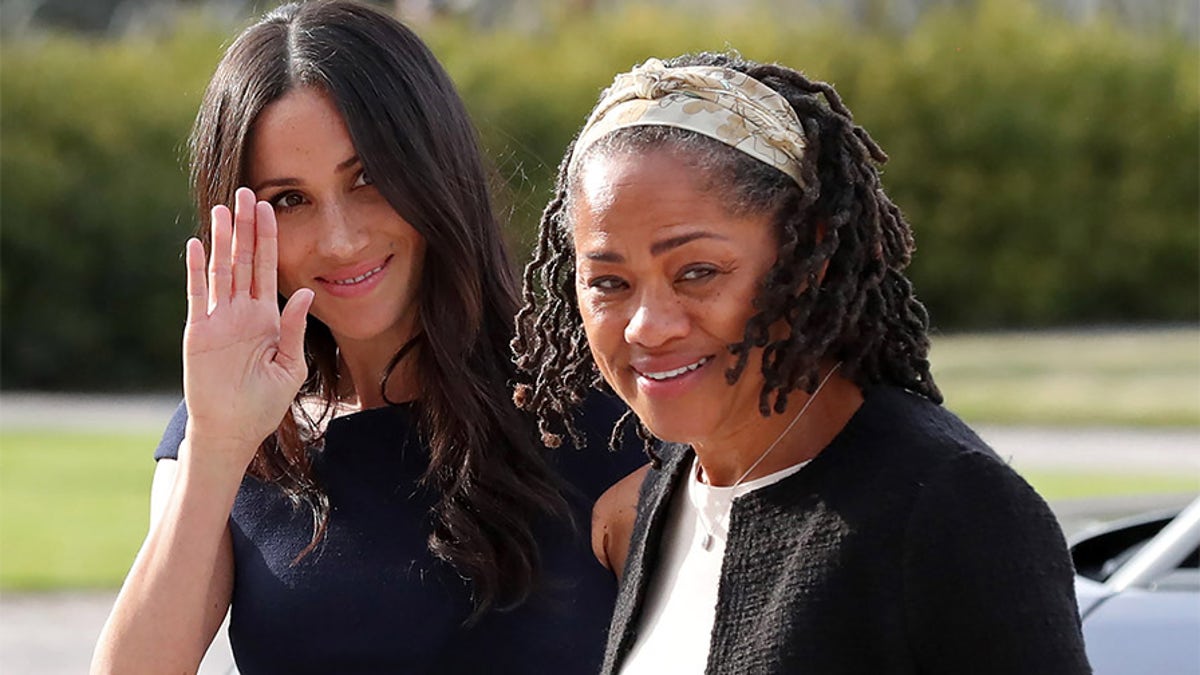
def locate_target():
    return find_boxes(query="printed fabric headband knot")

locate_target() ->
[569,58,808,187]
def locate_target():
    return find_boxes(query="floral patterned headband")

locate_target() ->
[568,58,808,187]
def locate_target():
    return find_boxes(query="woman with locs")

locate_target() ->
[91,2,642,673]
[514,53,1093,673]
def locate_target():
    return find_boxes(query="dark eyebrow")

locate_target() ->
[650,232,728,256]
[584,250,624,263]
[251,155,361,192]
[582,231,728,263]
[252,177,299,191]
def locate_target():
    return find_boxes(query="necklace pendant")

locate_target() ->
[701,533,714,551]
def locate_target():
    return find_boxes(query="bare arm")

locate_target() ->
[92,456,236,674]
[91,189,313,674]
[592,463,650,582]
[150,458,234,646]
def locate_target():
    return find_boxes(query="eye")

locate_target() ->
[353,169,373,188]
[587,276,628,292]
[269,191,306,212]
[678,264,718,283]
[267,189,307,210]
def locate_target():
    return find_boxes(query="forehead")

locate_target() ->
[569,149,774,254]
[246,87,353,180]
[572,150,691,228]
[572,142,704,201]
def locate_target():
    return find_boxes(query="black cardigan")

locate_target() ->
[603,386,1092,674]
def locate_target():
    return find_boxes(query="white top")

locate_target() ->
[619,456,810,675]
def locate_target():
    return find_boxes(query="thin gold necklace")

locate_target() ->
[695,361,842,551]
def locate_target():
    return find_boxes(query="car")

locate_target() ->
[1070,496,1200,674]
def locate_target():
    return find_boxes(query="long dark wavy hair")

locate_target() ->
[513,52,942,464]
[189,0,566,619]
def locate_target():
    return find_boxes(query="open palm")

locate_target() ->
[183,187,314,468]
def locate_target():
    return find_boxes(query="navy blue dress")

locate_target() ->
[154,397,644,674]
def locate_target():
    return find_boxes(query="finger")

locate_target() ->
[277,288,314,372]
[185,238,208,325]
[253,200,278,301]
[231,187,256,297]
[209,205,233,311]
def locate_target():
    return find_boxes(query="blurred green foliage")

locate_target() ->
[1,25,225,389]
[1,0,1197,390]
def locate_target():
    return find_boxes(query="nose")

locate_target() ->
[317,201,368,259]
[624,285,690,348]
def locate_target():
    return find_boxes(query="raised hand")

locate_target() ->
[182,187,314,471]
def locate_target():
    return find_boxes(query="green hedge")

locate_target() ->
[1,27,224,390]
[2,0,1196,390]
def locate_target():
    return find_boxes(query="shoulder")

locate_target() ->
[619,441,691,545]
[909,443,1058,539]
[831,385,1005,478]
[893,419,1087,671]
[861,386,990,451]
[880,392,1066,570]
[789,386,1046,535]
[591,463,651,580]
[875,387,1032,503]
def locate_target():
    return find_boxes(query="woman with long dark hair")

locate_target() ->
[92,2,641,672]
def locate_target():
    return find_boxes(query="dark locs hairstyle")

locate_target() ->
[513,52,942,463]
[189,0,566,618]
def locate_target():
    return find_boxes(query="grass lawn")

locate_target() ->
[0,430,158,590]
[1021,470,1199,501]
[931,327,1200,427]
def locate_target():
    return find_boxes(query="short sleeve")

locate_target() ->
[153,399,188,461]
[902,449,1092,674]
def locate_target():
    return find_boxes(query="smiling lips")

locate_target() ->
[635,355,713,382]
[329,263,385,285]
[317,255,392,298]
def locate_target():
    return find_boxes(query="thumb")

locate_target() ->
[277,288,314,371]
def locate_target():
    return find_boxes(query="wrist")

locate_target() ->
[164,449,248,524]
[179,427,260,475]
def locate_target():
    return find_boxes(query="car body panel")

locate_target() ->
[1070,495,1200,675]
[1081,587,1200,675]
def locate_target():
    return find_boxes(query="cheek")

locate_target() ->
[577,301,621,366]
[582,319,621,389]
[577,301,602,348]
[378,204,418,239]
[726,276,769,335]
[383,212,427,268]
[731,297,762,338]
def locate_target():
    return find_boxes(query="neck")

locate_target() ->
[693,367,863,487]
[333,330,421,410]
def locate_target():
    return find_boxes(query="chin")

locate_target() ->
[318,314,401,344]
[629,406,709,445]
